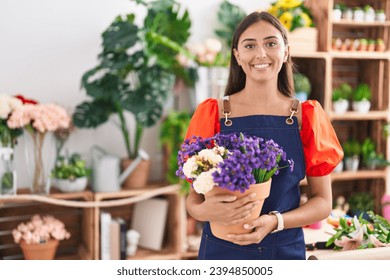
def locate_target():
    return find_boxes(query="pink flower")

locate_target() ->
[334,216,364,251]
[369,235,390,248]
[7,103,71,133]
[12,214,70,245]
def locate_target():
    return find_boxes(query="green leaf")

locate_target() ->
[102,15,138,53]
[72,100,113,128]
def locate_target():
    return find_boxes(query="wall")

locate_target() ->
[0,0,272,187]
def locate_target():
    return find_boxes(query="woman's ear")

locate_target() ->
[233,48,240,65]
[284,45,290,62]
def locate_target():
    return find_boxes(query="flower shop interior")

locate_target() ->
[1,0,390,261]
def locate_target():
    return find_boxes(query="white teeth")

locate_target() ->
[253,64,270,69]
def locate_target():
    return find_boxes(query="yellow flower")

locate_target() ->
[267,5,279,17]
[277,0,303,9]
[279,12,293,31]
[300,12,312,27]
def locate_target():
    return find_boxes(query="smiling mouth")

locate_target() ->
[252,64,270,69]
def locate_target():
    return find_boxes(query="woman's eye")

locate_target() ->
[244,44,256,49]
[266,41,277,47]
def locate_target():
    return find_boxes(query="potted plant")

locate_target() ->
[347,192,374,220]
[357,38,367,51]
[51,153,91,193]
[367,39,376,52]
[361,137,390,170]
[12,214,71,259]
[342,139,361,171]
[72,0,193,189]
[293,72,311,101]
[352,83,372,113]
[363,5,375,22]
[159,110,191,193]
[376,9,386,22]
[376,38,386,52]
[353,7,364,22]
[332,3,344,21]
[332,83,352,113]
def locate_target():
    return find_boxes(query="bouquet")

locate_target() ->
[267,0,314,32]
[326,211,390,251]
[176,132,294,194]
[12,214,71,245]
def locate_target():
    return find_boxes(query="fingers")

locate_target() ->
[231,192,258,208]
[226,231,263,246]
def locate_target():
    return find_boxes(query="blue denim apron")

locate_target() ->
[198,112,306,260]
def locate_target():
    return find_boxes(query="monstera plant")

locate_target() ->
[73,0,193,160]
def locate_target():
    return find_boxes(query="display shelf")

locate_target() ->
[92,184,184,260]
[333,20,390,27]
[0,191,94,260]
[329,111,390,121]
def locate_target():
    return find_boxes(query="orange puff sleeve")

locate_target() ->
[185,98,220,140]
[300,100,344,176]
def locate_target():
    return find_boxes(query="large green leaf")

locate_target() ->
[72,100,114,128]
[101,14,138,53]
[215,0,246,48]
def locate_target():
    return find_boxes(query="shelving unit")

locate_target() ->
[299,0,390,213]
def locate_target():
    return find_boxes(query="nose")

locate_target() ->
[256,46,267,59]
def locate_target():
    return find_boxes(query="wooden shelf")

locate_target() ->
[329,111,390,121]
[329,51,390,60]
[333,19,390,27]
[126,247,179,260]
[291,51,329,59]
[331,170,388,181]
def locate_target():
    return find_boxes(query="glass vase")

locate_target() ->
[23,130,55,194]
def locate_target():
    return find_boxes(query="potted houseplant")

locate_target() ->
[332,83,352,113]
[293,72,311,101]
[51,153,91,192]
[347,192,375,220]
[361,137,390,170]
[12,214,71,259]
[352,83,372,113]
[159,110,191,193]
[363,5,375,22]
[376,38,385,52]
[177,132,294,241]
[376,9,386,22]
[342,139,361,171]
[72,0,193,189]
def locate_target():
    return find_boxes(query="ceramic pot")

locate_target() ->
[204,179,272,241]
[352,100,371,113]
[53,177,88,193]
[20,239,59,260]
[333,99,349,114]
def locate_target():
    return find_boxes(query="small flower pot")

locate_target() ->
[333,99,349,114]
[352,100,371,113]
[20,239,59,260]
[53,177,88,193]
[344,156,360,172]
[333,9,342,21]
[353,10,365,21]
[204,179,271,241]
[376,12,386,22]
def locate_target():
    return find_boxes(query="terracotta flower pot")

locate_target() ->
[121,158,151,189]
[19,239,59,260]
[204,179,272,241]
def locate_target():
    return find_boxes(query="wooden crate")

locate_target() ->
[0,190,94,260]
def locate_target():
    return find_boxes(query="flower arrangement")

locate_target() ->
[12,214,71,245]
[176,132,294,194]
[326,211,390,251]
[267,0,314,32]
[0,94,24,146]
[6,97,71,193]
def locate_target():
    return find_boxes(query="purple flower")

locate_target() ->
[177,132,294,194]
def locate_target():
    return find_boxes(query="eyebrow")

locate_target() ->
[240,36,280,44]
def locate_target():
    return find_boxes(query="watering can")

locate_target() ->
[91,146,150,192]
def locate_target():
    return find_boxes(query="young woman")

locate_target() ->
[184,11,343,260]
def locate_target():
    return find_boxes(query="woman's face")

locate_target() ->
[233,20,288,84]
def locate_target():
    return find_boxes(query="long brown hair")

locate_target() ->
[225,11,295,98]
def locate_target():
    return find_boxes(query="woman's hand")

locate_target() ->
[226,214,277,245]
[190,192,262,226]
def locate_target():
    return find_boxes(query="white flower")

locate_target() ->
[182,156,198,179]
[204,38,222,54]
[0,94,22,119]
[198,148,223,165]
[193,168,217,194]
